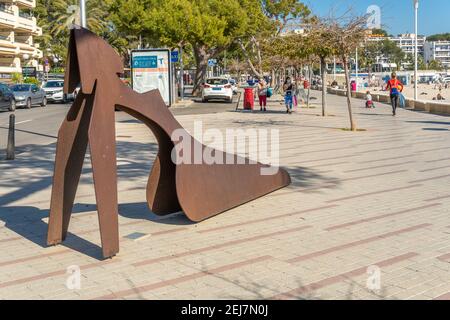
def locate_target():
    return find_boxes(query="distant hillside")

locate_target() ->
[427,33,450,41]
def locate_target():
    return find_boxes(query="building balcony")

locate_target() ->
[0,36,42,58]
[16,15,38,33]
[0,34,16,48]
[0,6,16,28]
[0,64,20,74]
[32,25,42,36]
[0,5,40,34]
[14,0,36,9]
[0,36,18,55]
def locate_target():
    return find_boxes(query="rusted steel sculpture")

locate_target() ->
[47,28,291,258]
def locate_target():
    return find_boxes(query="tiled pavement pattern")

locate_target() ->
[0,93,449,300]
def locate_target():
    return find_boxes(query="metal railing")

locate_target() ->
[14,38,30,44]
[18,12,33,20]
[0,62,15,67]
[0,5,14,15]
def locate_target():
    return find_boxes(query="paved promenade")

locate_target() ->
[0,92,449,300]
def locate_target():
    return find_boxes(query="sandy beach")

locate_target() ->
[364,83,450,103]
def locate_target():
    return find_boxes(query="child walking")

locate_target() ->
[283,77,294,114]
[365,91,375,108]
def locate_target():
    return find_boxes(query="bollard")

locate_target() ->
[6,113,15,160]
[235,91,242,111]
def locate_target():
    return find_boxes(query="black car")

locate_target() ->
[0,83,16,111]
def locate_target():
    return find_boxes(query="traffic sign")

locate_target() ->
[171,51,179,63]
[208,59,217,67]
[22,67,37,77]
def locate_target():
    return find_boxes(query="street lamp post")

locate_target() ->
[333,56,336,80]
[180,45,184,101]
[355,48,359,90]
[414,0,419,101]
[80,0,87,28]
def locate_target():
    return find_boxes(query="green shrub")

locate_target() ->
[11,72,23,84]
[23,77,40,86]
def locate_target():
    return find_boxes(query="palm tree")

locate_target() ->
[51,0,109,36]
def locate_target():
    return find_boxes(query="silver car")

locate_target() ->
[10,84,47,108]
[42,79,77,103]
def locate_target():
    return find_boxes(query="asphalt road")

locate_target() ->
[0,98,237,157]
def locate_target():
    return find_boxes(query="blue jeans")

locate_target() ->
[285,94,293,109]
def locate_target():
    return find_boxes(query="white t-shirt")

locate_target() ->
[366,94,372,101]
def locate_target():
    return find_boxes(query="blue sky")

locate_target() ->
[305,0,450,36]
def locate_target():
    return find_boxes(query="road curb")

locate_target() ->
[171,99,195,109]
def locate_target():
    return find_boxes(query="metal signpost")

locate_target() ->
[179,46,184,101]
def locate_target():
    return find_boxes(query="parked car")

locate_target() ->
[0,83,16,111]
[201,77,234,103]
[10,84,47,109]
[42,79,75,103]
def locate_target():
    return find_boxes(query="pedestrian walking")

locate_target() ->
[283,77,294,114]
[257,79,268,111]
[385,72,404,116]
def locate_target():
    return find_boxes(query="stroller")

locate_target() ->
[365,100,375,108]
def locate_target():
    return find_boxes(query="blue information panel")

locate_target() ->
[131,49,172,106]
[132,56,158,69]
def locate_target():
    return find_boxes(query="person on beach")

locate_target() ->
[257,79,268,111]
[385,72,404,116]
[283,77,294,114]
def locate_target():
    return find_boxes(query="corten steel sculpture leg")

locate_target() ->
[47,27,291,258]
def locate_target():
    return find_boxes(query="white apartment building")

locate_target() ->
[0,0,42,81]
[424,41,450,69]
[390,33,426,57]
[366,32,426,57]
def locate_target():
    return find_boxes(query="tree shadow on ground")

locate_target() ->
[233,109,294,115]
[69,201,194,226]
[169,257,395,300]
[0,205,105,259]
[405,120,450,125]
[422,128,449,131]
[0,139,161,258]
[232,119,296,127]
[356,112,394,117]
[283,165,341,190]
[0,135,337,258]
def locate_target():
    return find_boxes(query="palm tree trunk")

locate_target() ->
[343,56,356,131]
